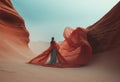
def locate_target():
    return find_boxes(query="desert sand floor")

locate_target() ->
[0,42,120,82]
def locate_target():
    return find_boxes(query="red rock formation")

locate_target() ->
[87,1,120,53]
[0,0,32,59]
[0,0,29,45]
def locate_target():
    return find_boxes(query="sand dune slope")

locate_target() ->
[0,42,120,82]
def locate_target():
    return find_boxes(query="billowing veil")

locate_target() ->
[29,27,92,67]
[59,27,92,67]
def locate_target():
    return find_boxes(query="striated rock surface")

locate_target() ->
[87,1,120,53]
[0,0,33,60]
[0,0,29,45]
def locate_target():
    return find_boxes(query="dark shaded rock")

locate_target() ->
[87,1,120,53]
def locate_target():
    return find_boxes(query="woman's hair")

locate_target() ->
[52,37,54,41]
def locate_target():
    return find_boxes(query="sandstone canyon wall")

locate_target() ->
[0,0,32,60]
[0,0,29,45]
[87,1,120,53]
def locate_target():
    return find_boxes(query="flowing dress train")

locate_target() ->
[29,27,92,67]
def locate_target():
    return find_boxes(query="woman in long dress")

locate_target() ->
[29,27,92,67]
[49,37,57,64]
[28,37,66,67]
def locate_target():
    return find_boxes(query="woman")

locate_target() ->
[28,37,66,67]
[29,27,92,67]
[49,37,57,64]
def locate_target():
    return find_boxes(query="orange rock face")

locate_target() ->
[87,1,120,53]
[0,0,32,59]
[0,0,29,46]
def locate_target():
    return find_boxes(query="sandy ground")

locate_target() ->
[0,41,120,82]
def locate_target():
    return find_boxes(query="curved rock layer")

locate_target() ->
[0,0,29,45]
[87,1,120,53]
[0,0,32,59]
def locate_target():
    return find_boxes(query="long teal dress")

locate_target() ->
[49,41,57,64]
[49,48,57,64]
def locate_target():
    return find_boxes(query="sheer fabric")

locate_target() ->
[29,27,92,67]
